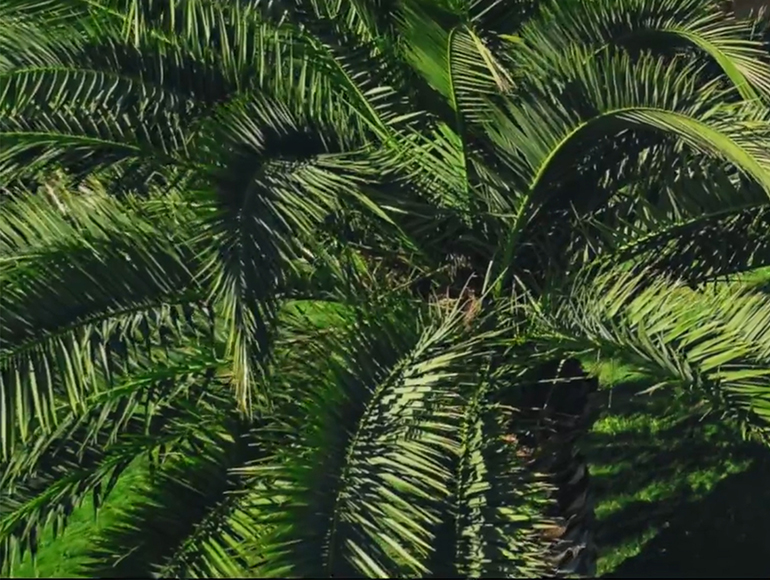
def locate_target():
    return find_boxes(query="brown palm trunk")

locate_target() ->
[507,358,599,577]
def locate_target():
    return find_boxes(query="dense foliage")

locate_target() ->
[4,0,770,577]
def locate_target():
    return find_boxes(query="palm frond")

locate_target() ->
[0,346,230,574]
[236,295,502,577]
[82,416,263,579]
[485,49,770,291]
[490,51,770,216]
[452,375,553,578]
[555,146,770,282]
[516,0,770,101]
[577,202,770,284]
[188,93,379,411]
[530,267,770,442]
[0,189,208,457]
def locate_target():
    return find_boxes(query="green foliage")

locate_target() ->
[4,0,770,578]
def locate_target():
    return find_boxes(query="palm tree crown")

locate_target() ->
[4,0,770,577]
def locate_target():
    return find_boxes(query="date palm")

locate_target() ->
[3,0,770,577]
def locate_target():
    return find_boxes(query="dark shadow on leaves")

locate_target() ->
[604,453,770,578]
[585,376,770,578]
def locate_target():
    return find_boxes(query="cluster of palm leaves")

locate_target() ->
[4,0,770,577]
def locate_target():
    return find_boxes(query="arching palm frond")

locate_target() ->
[0,188,209,458]
[482,50,770,290]
[514,0,770,101]
[0,0,421,414]
[548,144,770,283]
[243,297,462,577]
[0,293,358,577]
[6,292,547,578]
[226,295,557,578]
[0,347,228,575]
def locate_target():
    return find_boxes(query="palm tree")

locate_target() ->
[4,0,770,577]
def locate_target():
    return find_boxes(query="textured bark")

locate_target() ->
[509,358,599,577]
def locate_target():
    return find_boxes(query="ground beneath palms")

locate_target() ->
[587,360,770,578]
[10,359,770,578]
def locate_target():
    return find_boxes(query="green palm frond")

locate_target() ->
[516,0,770,100]
[0,294,353,578]
[484,49,770,290]
[490,51,770,213]
[574,200,770,284]
[530,267,770,442]
[243,298,454,577]
[0,3,383,185]
[76,301,356,578]
[0,346,230,573]
[0,189,208,457]
[234,295,526,577]
[452,375,553,578]
[188,93,383,410]
[82,417,262,579]
[0,0,89,71]
[557,147,770,281]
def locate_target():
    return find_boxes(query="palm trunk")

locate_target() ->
[508,358,599,577]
